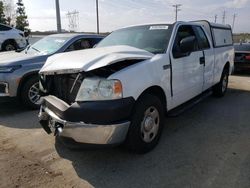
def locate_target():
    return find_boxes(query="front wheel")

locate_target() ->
[21,76,42,109]
[213,68,229,97]
[125,94,165,154]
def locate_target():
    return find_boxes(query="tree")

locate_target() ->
[0,1,7,24]
[15,0,28,31]
[3,0,15,25]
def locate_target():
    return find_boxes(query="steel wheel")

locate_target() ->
[28,82,41,105]
[140,106,160,143]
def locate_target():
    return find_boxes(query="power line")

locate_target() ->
[66,10,79,32]
[172,4,182,22]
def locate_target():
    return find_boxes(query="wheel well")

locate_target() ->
[138,86,167,113]
[224,62,230,73]
[2,39,17,46]
[17,72,39,98]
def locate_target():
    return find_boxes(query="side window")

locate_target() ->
[0,24,12,31]
[212,28,233,47]
[66,39,92,52]
[90,38,103,46]
[194,26,210,50]
[172,25,199,58]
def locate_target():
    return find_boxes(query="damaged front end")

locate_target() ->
[38,45,153,146]
[38,60,147,145]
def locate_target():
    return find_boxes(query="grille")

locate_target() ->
[41,73,83,104]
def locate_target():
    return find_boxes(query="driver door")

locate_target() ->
[171,25,204,107]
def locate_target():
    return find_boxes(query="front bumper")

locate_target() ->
[39,96,134,145]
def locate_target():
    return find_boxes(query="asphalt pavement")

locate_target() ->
[0,75,250,188]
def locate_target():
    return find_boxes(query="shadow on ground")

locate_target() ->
[0,100,40,129]
[55,88,250,188]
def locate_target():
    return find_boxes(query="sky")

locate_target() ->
[22,0,250,33]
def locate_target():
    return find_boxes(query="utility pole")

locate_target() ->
[55,0,62,33]
[96,0,99,34]
[172,4,182,22]
[232,13,237,32]
[214,14,217,23]
[222,10,226,24]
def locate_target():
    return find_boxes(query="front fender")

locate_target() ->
[109,54,171,101]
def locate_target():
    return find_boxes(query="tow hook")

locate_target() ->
[39,107,52,134]
[54,123,63,136]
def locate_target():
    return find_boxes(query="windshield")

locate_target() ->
[97,25,173,54]
[27,36,69,55]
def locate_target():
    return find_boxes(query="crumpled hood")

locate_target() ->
[0,51,45,66]
[40,45,154,75]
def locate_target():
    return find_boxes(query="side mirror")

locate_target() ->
[24,30,30,38]
[180,36,196,54]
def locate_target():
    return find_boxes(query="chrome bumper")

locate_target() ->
[38,106,130,145]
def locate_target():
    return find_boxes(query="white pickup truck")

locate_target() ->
[39,20,234,153]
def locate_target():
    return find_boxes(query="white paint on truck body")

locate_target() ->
[41,21,234,111]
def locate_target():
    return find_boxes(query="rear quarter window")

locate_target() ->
[212,28,233,47]
[0,24,12,31]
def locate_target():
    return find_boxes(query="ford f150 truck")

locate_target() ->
[38,21,234,153]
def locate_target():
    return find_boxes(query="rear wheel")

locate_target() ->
[2,40,17,51]
[21,76,42,109]
[125,94,164,154]
[213,68,229,97]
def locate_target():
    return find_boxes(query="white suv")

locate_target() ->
[0,23,27,51]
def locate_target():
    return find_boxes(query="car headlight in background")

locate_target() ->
[76,78,123,101]
[0,65,22,73]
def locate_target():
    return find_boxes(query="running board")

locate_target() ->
[167,90,212,117]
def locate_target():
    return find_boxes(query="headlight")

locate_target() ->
[76,78,123,101]
[0,65,22,73]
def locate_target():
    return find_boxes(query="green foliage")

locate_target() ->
[233,33,250,43]
[15,0,29,31]
[0,1,7,24]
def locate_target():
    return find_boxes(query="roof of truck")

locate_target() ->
[116,20,231,31]
[191,20,231,29]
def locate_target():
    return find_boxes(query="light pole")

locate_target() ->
[55,0,62,33]
[96,0,100,34]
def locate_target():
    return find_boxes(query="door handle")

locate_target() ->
[200,57,205,65]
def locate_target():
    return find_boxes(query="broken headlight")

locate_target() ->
[75,78,123,102]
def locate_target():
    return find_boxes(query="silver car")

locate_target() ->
[0,33,104,109]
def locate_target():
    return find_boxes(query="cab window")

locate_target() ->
[172,25,199,58]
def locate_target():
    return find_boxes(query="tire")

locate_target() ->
[2,40,17,51]
[21,76,41,110]
[212,68,229,97]
[125,94,165,154]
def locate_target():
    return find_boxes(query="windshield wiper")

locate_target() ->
[31,47,41,53]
